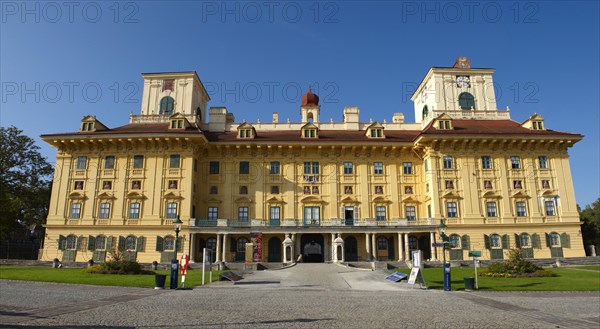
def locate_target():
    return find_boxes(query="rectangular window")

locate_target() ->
[208,207,218,220]
[269,207,280,220]
[104,156,115,169]
[128,202,140,219]
[445,180,454,189]
[403,162,413,175]
[406,206,416,221]
[131,180,141,189]
[376,206,386,221]
[74,181,84,190]
[312,186,319,194]
[303,206,320,225]
[510,156,521,169]
[209,161,220,174]
[344,186,353,194]
[70,203,81,219]
[404,186,413,194]
[513,180,523,189]
[166,202,178,219]
[270,161,280,175]
[344,162,353,175]
[133,155,144,169]
[516,201,527,217]
[443,156,453,169]
[98,202,111,219]
[169,154,180,169]
[304,161,319,174]
[481,156,492,169]
[539,156,549,169]
[486,202,497,217]
[484,180,493,189]
[375,186,383,194]
[446,202,458,218]
[545,200,556,216]
[271,186,279,194]
[374,162,384,174]
[239,161,250,174]
[238,207,249,221]
[102,181,112,190]
[168,180,178,189]
[541,180,550,189]
[76,156,87,169]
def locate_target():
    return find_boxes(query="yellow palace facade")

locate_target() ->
[40,57,585,264]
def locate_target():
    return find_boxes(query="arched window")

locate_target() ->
[237,237,249,252]
[458,92,475,110]
[164,235,175,251]
[422,105,429,120]
[449,234,461,248]
[95,235,106,250]
[377,237,388,250]
[159,96,175,114]
[126,235,137,250]
[66,235,77,250]
[196,107,202,121]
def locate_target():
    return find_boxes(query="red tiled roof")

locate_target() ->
[41,120,581,142]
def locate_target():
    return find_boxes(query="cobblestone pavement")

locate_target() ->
[1,264,598,328]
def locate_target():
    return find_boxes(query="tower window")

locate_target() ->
[458,92,475,110]
[422,105,429,120]
[159,96,175,115]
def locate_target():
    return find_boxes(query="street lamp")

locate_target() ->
[170,216,183,290]
[437,219,451,291]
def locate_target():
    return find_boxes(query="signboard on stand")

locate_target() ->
[408,250,426,288]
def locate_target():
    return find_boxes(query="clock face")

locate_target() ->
[456,75,471,88]
[421,88,428,102]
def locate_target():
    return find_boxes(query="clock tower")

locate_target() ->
[411,56,503,124]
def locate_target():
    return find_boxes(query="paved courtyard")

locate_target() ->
[1,264,599,328]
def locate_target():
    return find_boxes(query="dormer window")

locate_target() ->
[81,122,94,132]
[170,119,184,129]
[301,123,318,139]
[532,121,544,130]
[366,122,385,139]
[237,123,255,139]
[438,120,452,130]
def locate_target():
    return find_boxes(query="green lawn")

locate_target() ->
[0,266,225,288]
[393,267,600,291]
[573,265,600,271]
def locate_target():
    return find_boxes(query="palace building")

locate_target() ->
[40,57,585,264]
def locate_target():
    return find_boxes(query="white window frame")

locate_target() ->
[374,162,384,174]
[446,202,458,218]
[208,207,218,220]
[128,202,141,219]
[486,201,497,217]
[98,202,111,219]
[516,201,527,217]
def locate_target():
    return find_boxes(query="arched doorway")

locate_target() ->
[268,237,282,262]
[301,234,324,263]
[344,236,358,261]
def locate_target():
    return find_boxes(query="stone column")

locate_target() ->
[365,233,371,261]
[222,233,229,263]
[404,233,410,261]
[331,233,336,262]
[189,233,196,263]
[371,233,377,261]
[398,232,404,262]
[429,232,436,261]
[215,234,221,263]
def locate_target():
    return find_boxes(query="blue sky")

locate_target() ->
[1,1,598,206]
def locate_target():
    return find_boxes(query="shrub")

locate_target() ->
[482,249,556,278]
[85,250,153,275]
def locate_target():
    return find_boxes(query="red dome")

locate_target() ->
[301,86,319,106]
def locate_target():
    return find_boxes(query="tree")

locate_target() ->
[0,126,53,241]
[579,198,600,253]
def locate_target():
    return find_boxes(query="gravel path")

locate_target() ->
[1,264,598,328]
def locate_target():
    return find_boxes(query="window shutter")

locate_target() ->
[514,234,521,248]
[532,234,541,249]
[156,236,164,252]
[177,236,184,252]
[355,207,360,220]
[118,236,126,251]
[136,236,144,252]
[88,236,96,251]
[58,235,66,250]
[340,206,345,218]
[560,233,570,248]
[484,234,490,249]
[461,235,470,250]
[106,235,113,250]
[501,234,509,249]
[545,233,551,248]
[77,235,84,251]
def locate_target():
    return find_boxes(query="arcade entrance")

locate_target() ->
[300,234,324,263]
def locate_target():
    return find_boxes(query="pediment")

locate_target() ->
[163,192,183,199]
[301,122,318,130]
[402,195,421,204]
[237,122,254,129]
[540,190,556,197]
[436,113,452,120]
[97,192,115,200]
[169,112,187,119]
[511,191,531,199]
[205,197,222,204]
[126,191,145,199]
[266,196,286,204]
[441,191,462,199]
[366,121,384,129]
[300,196,326,204]
[372,196,392,204]
[68,191,87,200]
[481,191,502,199]
[340,196,360,204]
[234,196,253,203]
